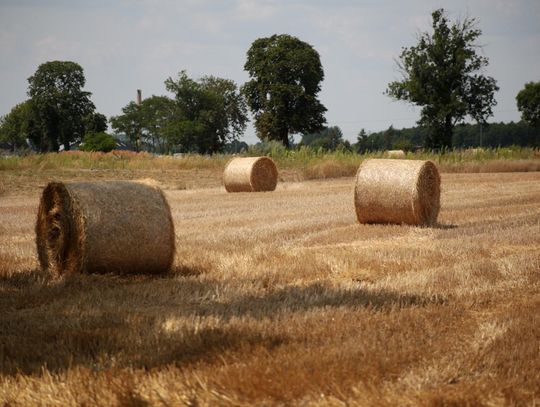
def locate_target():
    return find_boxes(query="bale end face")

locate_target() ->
[412,160,441,226]
[36,182,85,275]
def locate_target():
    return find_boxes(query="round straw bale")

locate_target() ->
[354,159,440,226]
[385,150,406,159]
[223,156,278,192]
[36,181,175,275]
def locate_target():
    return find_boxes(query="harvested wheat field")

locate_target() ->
[1,171,539,406]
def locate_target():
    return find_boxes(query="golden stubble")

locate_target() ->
[1,172,539,406]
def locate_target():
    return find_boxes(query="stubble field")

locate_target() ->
[1,168,539,405]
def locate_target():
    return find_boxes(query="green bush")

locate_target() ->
[80,132,117,152]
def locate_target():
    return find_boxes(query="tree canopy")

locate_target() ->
[84,112,108,134]
[111,71,247,154]
[301,126,350,151]
[138,95,178,153]
[27,61,96,151]
[110,101,144,152]
[357,121,538,151]
[80,132,117,152]
[164,71,247,154]
[516,81,540,128]
[386,9,498,149]
[0,101,36,152]
[243,34,327,148]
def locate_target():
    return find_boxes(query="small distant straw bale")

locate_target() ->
[36,181,175,276]
[354,159,440,226]
[223,156,278,192]
[385,150,406,158]
[469,147,485,154]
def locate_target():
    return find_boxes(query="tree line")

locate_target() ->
[1,9,539,154]
[354,121,538,153]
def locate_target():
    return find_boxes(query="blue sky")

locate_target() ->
[1,0,539,143]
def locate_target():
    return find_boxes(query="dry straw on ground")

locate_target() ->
[354,158,440,225]
[223,156,278,192]
[2,172,540,405]
[385,150,406,158]
[35,180,175,275]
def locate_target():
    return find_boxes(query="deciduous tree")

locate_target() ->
[137,96,177,153]
[0,102,34,152]
[386,9,498,149]
[243,34,327,148]
[110,102,143,152]
[302,126,346,151]
[84,112,108,134]
[516,81,540,128]
[28,61,95,151]
[165,71,247,154]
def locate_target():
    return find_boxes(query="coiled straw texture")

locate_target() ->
[36,181,175,275]
[354,159,441,226]
[223,156,278,192]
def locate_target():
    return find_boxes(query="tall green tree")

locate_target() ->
[139,95,178,153]
[355,128,369,153]
[243,34,327,148]
[110,102,143,151]
[383,125,395,150]
[0,101,36,152]
[516,81,540,128]
[386,9,498,149]
[165,71,248,154]
[84,112,108,135]
[28,61,95,151]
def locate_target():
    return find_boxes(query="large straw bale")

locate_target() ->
[354,159,440,225]
[385,150,406,158]
[36,181,175,275]
[223,156,278,192]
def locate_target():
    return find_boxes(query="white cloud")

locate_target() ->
[234,0,280,21]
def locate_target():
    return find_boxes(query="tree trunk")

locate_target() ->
[442,115,453,149]
[280,127,290,148]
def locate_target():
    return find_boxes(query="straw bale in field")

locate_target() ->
[385,150,406,158]
[223,156,278,192]
[36,181,175,275]
[354,159,440,226]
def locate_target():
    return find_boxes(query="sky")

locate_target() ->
[1,0,539,144]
